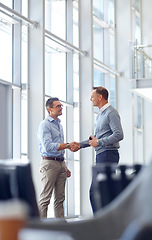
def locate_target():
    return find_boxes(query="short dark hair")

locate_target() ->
[46,97,59,113]
[93,87,109,100]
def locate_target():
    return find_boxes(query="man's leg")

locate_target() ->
[39,160,59,218]
[54,161,67,218]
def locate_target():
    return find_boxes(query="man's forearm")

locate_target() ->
[58,143,69,151]
[79,139,90,148]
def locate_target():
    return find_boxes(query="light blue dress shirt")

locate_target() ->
[37,115,65,158]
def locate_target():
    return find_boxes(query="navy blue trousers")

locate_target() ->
[90,150,119,214]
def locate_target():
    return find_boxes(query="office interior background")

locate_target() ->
[0,0,152,218]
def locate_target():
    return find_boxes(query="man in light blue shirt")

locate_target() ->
[37,97,78,218]
[79,87,124,213]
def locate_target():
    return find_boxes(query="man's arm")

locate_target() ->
[58,142,80,152]
[104,111,124,144]
[79,139,90,148]
[58,138,92,152]
[94,111,123,147]
[58,143,70,151]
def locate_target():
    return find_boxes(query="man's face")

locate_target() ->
[90,90,101,106]
[49,101,63,117]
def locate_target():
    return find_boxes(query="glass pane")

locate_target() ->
[21,91,27,155]
[110,77,115,107]
[22,0,28,17]
[109,0,114,26]
[133,95,143,163]
[135,96,142,129]
[65,160,80,216]
[132,0,140,12]
[0,15,12,82]
[109,32,115,69]
[45,0,66,39]
[1,0,12,7]
[94,68,104,87]
[74,161,80,215]
[74,107,80,161]
[73,0,79,47]
[73,53,80,160]
[134,130,143,163]
[144,58,152,79]
[45,38,66,101]
[135,16,141,43]
[93,22,104,61]
[93,0,104,20]
[73,54,79,102]
[21,25,28,84]
[132,0,141,44]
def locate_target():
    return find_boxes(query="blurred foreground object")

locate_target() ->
[26,161,152,240]
[18,228,74,240]
[0,200,28,240]
[92,163,142,212]
[0,159,39,218]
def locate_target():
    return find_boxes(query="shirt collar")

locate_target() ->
[47,115,61,123]
[99,103,110,113]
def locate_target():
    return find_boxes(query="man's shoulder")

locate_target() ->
[104,105,119,117]
[104,105,115,113]
[39,116,51,128]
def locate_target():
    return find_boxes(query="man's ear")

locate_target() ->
[48,107,52,114]
[99,95,102,101]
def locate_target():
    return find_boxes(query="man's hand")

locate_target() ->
[66,167,71,178]
[69,142,80,152]
[89,136,98,147]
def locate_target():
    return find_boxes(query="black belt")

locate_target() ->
[42,156,64,162]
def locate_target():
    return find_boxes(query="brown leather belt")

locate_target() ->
[42,156,64,162]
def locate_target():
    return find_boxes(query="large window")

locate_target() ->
[0,11,12,82]
[45,0,66,39]
[0,0,81,217]
[0,1,24,159]
[45,38,66,101]
[0,0,121,217]
[93,0,116,111]
[45,0,80,217]
[131,0,144,164]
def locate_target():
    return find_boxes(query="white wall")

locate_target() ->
[116,0,133,164]
[143,100,152,163]
[116,0,152,165]
[79,0,94,216]
[28,0,45,201]
[142,0,152,164]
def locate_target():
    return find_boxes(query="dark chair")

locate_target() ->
[25,160,152,240]
[91,163,143,211]
[0,159,39,218]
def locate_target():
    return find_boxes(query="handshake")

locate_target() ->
[68,142,80,152]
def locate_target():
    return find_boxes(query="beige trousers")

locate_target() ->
[38,159,67,218]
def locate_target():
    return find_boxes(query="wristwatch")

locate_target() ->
[66,143,71,149]
[97,139,99,146]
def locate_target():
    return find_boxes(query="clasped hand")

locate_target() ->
[89,136,98,147]
[69,142,80,152]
